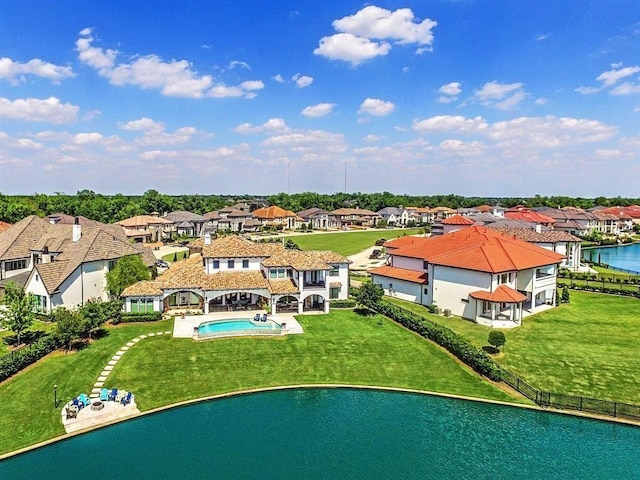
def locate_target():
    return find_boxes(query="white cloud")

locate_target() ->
[273,74,285,83]
[536,33,551,41]
[229,60,250,70]
[314,33,391,65]
[475,81,526,109]
[0,57,75,84]
[362,134,383,143]
[76,28,262,99]
[234,118,290,134]
[576,64,640,95]
[292,73,313,88]
[332,6,436,47]
[358,98,395,116]
[118,117,198,145]
[437,81,461,103]
[0,96,79,123]
[301,103,335,117]
[314,6,436,65]
[413,115,489,133]
[119,117,164,133]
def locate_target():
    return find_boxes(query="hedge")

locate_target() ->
[0,334,63,383]
[330,299,357,309]
[367,299,502,381]
[113,311,164,324]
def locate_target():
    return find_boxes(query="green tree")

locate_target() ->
[106,255,150,297]
[487,331,506,352]
[52,307,83,351]
[0,283,37,346]
[354,282,384,308]
[78,298,122,340]
[561,286,571,304]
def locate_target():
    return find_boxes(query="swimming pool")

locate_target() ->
[196,318,282,339]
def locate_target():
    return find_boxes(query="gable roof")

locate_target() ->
[391,226,564,274]
[164,211,208,223]
[487,226,582,243]
[252,206,296,220]
[115,215,173,227]
[470,285,527,303]
[0,216,50,260]
[441,215,474,225]
[201,235,283,258]
[383,236,426,249]
[504,210,556,224]
[297,207,328,219]
[331,208,379,216]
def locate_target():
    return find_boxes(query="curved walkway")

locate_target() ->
[89,329,172,398]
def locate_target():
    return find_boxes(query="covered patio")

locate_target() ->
[470,285,527,328]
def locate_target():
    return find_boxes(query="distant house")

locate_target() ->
[122,235,351,315]
[330,208,380,228]
[439,215,475,235]
[370,226,564,328]
[297,208,333,230]
[164,211,208,238]
[0,215,155,312]
[252,206,297,230]
[377,207,410,226]
[504,207,556,227]
[406,207,434,225]
[115,215,174,243]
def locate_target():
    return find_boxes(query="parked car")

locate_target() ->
[155,259,169,268]
[369,249,381,259]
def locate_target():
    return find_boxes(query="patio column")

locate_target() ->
[204,297,209,314]
[271,297,277,315]
[298,300,303,315]
[324,300,329,314]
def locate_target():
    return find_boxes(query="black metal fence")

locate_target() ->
[500,368,640,422]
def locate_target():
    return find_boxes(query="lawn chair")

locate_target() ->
[261,314,268,322]
[66,405,78,419]
[108,388,118,401]
[100,388,109,401]
[121,392,133,406]
[253,313,261,322]
[78,393,91,407]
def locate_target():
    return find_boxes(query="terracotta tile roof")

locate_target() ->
[262,249,332,271]
[370,265,429,284]
[384,236,427,249]
[392,226,564,274]
[304,250,351,264]
[442,215,475,225]
[470,285,527,303]
[252,206,296,220]
[268,278,299,294]
[121,280,164,297]
[201,235,282,258]
[115,215,173,227]
[487,226,582,243]
[504,211,556,224]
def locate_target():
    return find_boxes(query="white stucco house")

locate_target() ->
[370,226,564,328]
[121,235,351,316]
[0,215,156,312]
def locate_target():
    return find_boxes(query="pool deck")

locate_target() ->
[61,399,140,434]
[173,311,304,338]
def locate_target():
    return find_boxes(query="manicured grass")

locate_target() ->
[0,311,516,455]
[162,251,189,262]
[289,229,423,256]
[0,321,172,456]
[389,291,640,404]
[0,320,56,355]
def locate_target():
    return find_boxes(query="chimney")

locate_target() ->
[204,233,211,245]
[535,224,542,234]
[72,217,82,242]
[42,246,51,264]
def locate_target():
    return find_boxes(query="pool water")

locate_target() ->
[1,389,638,479]
[197,318,281,336]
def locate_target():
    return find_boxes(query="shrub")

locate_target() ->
[0,334,63,382]
[330,299,357,309]
[488,331,506,351]
[561,286,571,303]
[366,299,502,381]
[113,311,163,324]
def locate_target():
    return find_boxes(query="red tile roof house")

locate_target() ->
[121,235,351,316]
[370,226,564,328]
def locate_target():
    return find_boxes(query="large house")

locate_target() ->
[121,235,351,316]
[114,215,174,243]
[377,207,410,226]
[370,226,564,328]
[330,208,380,228]
[0,215,155,312]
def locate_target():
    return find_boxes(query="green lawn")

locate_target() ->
[162,250,189,262]
[389,291,640,404]
[289,229,423,256]
[0,310,515,456]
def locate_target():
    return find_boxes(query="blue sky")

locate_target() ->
[1,1,639,197]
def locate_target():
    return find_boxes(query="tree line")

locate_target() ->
[1,189,638,225]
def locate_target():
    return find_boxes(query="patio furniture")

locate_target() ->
[116,390,127,403]
[91,401,105,411]
[66,405,78,419]
[261,314,268,322]
[100,388,109,401]
[121,392,133,406]
[78,393,91,407]
[254,313,261,322]
[108,388,118,401]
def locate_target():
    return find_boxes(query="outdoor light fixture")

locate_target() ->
[54,384,58,408]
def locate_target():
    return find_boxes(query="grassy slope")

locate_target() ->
[389,291,640,404]
[0,311,515,456]
[289,229,422,256]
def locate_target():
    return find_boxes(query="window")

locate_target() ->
[5,259,27,271]
[461,298,469,303]
[213,260,220,269]
[499,273,512,284]
[330,287,340,299]
[423,260,428,270]
[130,298,154,313]
[270,270,277,279]
[228,260,235,269]
[242,259,249,269]
[329,266,339,276]
[287,269,293,278]
[108,260,117,271]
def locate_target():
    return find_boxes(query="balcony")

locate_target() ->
[303,280,326,289]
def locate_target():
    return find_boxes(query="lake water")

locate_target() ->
[585,242,640,273]
[2,389,639,479]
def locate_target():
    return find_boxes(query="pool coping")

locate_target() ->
[2,383,639,461]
